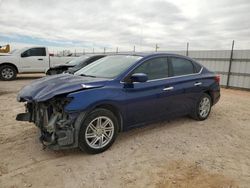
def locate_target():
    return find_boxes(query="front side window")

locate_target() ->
[170,57,194,76]
[132,57,168,80]
[22,48,46,57]
[75,55,142,78]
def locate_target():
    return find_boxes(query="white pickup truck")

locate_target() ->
[0,47,76,80]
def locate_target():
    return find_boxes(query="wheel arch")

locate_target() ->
[204,90,213,104]
[93,103,123,132]
[0,62,19,73]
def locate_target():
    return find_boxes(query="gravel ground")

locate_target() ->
[0,74,250,188]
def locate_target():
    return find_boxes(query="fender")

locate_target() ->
[0,62,19,73]
[65,87,126,113]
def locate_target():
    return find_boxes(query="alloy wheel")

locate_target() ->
[1,68,14,79]
[199,97,211,118]
[85,116,114,149]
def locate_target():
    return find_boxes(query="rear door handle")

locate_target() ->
[38,58,43,60]
[194,82,202,86]
[163,86,174,91]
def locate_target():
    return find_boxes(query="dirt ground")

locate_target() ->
[0,74,250,188]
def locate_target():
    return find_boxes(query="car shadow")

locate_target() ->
[17,76,45,80]
[15,73,45,80]
[53,116,193,156]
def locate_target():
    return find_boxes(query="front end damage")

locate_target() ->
[15,74,108,149]
[16,97,79,149]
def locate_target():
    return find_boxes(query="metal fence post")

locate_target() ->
[155,44,159,52]
[226,40,235,88]
[186,42,189,56]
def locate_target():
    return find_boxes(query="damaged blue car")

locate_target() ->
[16,53,220,154]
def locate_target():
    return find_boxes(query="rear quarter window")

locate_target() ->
[193,62,202,73]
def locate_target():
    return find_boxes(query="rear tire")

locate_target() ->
[0,65,17,81]
[190,93,212,121]
[78,108,118,154]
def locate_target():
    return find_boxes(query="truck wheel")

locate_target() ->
[78,108,119,154]
[0,65,17,80]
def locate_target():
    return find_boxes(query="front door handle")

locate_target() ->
[163,86,174,91]
[194,82,202,86]
[38,58,43,60]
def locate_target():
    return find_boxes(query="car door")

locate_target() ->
[164,56,203,116]
[123,56,171,127]
[20,47,49,72]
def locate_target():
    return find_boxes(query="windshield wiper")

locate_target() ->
[79,74,97,78]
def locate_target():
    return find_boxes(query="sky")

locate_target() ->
[0,0,250,53]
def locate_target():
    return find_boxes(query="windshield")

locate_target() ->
[75,55,142,78]
[66,55,90,65]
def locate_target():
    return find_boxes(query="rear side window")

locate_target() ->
[170,57,195,76]
[132,57,168,80]
[22,48,46,57]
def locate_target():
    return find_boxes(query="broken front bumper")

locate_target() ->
[16,102,79,150]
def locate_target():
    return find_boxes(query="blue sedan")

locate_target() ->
[16,53,220,154]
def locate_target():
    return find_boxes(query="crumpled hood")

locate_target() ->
[17,74,109,102]
[51,64,74,69]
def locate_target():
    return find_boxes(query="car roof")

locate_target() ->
[105,52,193,60]
[78,52,195,62]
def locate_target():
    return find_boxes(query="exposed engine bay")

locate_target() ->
[17,97,78,149]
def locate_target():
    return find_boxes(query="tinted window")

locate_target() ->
[193,62,202,73]
[132,57,168,80]
[170,57,194,76]
[66,55,90,65]
[86,56,105,65]
[23,48,46,57]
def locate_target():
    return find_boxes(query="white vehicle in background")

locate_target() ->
[0,47,76,80]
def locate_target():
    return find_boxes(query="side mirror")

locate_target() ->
[130,73,148,83]
[21,52,27,58]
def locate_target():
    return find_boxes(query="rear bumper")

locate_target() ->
[212,87,220,105]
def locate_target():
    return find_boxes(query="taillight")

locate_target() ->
[214,75,220,84]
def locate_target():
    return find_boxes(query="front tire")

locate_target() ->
[78,108,118,154]
[191,93,212,121]
[0,65,17,80]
